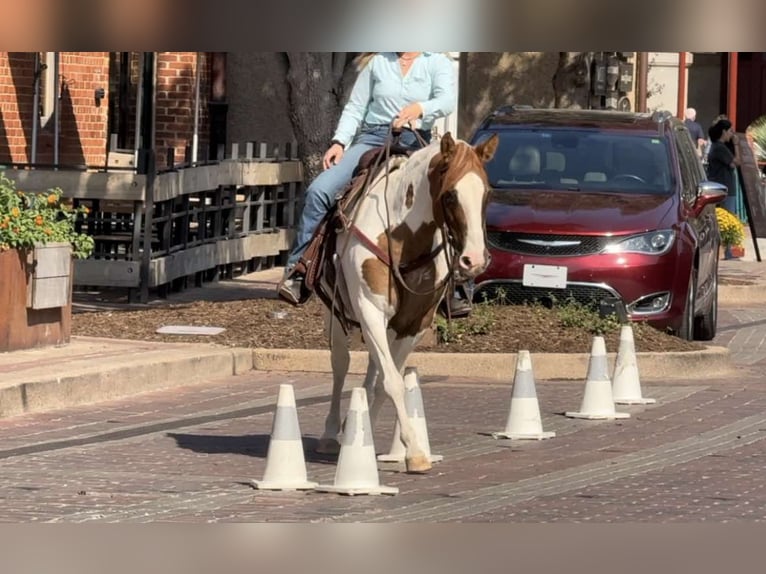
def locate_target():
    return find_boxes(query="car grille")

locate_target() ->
[475,281,619,309]
[487,232,610,257]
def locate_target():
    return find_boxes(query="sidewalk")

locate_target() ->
[0,258,763,419]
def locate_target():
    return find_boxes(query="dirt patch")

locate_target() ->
[72,296,704,354]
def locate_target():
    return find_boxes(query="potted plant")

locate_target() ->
[715,206,745,260]
[0,173,94,352]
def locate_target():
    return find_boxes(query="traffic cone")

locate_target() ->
[492,350,555,440]
[315,387,398,495]
[566,336,630,420]
[252,384,317,490]
[377,367,443,463]
[612,325,656,405]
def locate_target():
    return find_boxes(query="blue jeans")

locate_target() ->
[286,125,430,270]
[722,194,737,215]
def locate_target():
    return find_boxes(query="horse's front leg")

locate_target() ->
[317,313,351,455]
[357,302,431,473]
[368,333,416,426]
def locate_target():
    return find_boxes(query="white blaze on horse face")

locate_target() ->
[454,171,488,277]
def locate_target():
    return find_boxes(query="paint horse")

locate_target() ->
[316,132,499,473]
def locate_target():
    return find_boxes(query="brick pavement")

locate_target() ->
[0,299,765,522]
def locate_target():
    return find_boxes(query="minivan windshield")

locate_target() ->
[478,128,675,195]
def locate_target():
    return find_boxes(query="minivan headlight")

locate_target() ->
[603,230,675,255]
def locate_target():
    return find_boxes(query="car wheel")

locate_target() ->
[678,269,696,341]
[694,266,718,341]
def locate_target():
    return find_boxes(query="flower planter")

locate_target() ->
[729,245,746,259]
[720,244,745,260]
[0,243,73,353]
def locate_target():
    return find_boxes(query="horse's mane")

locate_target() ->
[430,140,490,197]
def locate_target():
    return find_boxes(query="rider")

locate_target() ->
[278,52,472,316]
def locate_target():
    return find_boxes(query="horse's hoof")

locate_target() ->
[405,454,432,474]
[316,437,341,455]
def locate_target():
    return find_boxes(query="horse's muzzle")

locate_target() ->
[454,249,490,282]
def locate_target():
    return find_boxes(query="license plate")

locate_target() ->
[522,264,567,289]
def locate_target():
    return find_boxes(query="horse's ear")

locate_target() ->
[474,134,499,163]
[440,132,456,162]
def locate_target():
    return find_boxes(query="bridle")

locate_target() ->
[343,123,473,301]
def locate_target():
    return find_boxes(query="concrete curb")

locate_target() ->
[0,341,733,420]
[252,346,734,381]
[0,346,253,419]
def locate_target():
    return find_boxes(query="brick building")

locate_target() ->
[0,52,219,170]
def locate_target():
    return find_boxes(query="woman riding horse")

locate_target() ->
[278,52,472,316]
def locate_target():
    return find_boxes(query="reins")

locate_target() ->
[331,122,464,328]
[381,124,456,299]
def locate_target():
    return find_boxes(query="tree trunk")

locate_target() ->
[552,52,593,109]
[283,52,354,183]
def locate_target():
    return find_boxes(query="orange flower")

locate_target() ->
[10,207,20,217]
[47,194,58,205]
[35,215,44,226]
[0,221,7,229]
[44,228,53,236]
[83,206,90,214]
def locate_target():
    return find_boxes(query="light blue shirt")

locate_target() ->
[332,52,456,147]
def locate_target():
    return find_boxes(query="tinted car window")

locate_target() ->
[673,125,700,204]
[478,128,675,195]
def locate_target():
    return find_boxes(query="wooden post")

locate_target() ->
[128,199,143,303]
[677,52,687,119]
[140,149,156,303]
[728,52,739,129]
[635,52,648,113]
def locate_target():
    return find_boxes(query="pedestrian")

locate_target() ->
[708,118,742,259]
[684,108,707,158]
[278,52,472,316]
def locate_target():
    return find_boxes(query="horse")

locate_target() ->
[315,131,499,473]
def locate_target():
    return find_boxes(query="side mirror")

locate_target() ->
[692,180,728,216]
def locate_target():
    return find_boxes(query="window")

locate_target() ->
[673,125,700,204]
[482,128,674,194]
[40,52,57,128]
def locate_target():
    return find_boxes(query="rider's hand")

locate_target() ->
[323,143,344,170]
[393,102,424,129]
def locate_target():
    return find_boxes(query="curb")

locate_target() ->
[0,346,253,419]
[0,342,733,420]
[252,346,734,381]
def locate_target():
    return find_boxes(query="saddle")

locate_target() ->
[285,145,413,323]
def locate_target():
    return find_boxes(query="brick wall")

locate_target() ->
[0,52,211,169]
[155,52,210,166]
[0,52,110,166]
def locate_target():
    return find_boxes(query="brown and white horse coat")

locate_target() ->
[319,132,499,473]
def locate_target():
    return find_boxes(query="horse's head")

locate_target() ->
[428,132,499,282]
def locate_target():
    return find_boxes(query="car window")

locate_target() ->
[673,125,700,204]
[480,128,675,195]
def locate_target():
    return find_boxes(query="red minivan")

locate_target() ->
[471,107,728,340]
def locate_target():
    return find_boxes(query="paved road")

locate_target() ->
[0,304,764,523]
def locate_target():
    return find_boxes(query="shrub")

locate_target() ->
[0,173,94,258]
[715,207,744,248]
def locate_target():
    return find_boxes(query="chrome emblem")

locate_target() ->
[517,239,582,247]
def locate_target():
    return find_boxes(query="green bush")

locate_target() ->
[0,173,94,258]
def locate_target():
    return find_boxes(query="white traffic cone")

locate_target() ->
[566,336,630,420]
[612,325,656,405]
[492,350,555,440]
[377,367,443,463]
[252,384,317,490]
[316,387,398,496]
